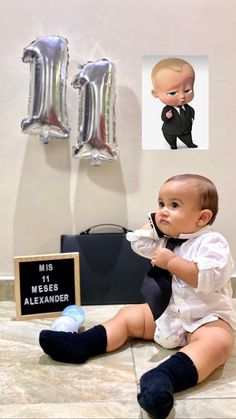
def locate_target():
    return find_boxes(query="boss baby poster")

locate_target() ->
[142,55,208,150]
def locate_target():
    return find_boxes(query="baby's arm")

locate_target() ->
[152,232,232,291]
[151,248,199,287]
[161,106,173,121]
[126,215,164,259]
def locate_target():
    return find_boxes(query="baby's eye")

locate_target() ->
[167,91,178,97]
[158,201,165,208]
[184,89,193,94]
[171,201,179,208]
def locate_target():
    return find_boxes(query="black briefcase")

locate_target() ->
[60,224,149,305]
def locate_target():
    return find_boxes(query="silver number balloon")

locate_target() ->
[21,36,70,144]
[72,58,117,165]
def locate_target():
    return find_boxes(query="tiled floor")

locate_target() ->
[0,300,236,419]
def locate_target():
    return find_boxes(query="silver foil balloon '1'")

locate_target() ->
[72,58,118,165]
[21,35,70,144]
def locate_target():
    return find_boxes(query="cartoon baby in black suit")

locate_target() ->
[151,57,198,149]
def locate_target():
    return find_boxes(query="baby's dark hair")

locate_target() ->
[165,174,218,225]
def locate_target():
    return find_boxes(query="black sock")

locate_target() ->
[39,325,107,364]
[138,351,198,419]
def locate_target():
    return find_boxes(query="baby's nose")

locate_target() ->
[160,206,168,215]
[179,91,186,99]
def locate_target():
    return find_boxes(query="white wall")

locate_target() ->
[1,0,236,277]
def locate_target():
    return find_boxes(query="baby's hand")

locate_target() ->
[166,110,172,119]
[151,248,175,270]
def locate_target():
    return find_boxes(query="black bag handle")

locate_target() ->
[80,224,130,235]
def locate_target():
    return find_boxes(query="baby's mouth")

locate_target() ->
[159,219,169,225]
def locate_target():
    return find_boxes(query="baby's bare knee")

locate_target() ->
[216,333,234,363]
[198,321,234,365]
[116,305,136,320]
[118,304,154,339]
[213,322,234,362]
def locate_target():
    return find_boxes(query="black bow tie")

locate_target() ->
[165,237,187,251]
[141,237,187,320]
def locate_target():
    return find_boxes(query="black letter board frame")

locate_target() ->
[14,253,80,320]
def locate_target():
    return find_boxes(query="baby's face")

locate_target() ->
[152,64,194,106]
[155,180,204,237]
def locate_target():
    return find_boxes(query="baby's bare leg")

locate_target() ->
[138,319,234,418]
[39,303,155,364]
[104,303,155,352]
[181,319,234,382]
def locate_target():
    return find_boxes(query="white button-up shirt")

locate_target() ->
[127,225,236,332]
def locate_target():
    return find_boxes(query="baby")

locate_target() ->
[40,174,235,418]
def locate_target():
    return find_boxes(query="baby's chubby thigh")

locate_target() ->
[154,311,187,349]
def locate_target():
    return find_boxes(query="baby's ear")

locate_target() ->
[151,89,159,98]
[198,209,213,226]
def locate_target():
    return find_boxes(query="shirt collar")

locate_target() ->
[175,105,186,111]
[178,225,212,239]
[163,225,212,240]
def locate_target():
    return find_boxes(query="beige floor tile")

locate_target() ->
[1,301,236,418]
[0,302,141,418]
[168,399,236,419]
[131,339,177,378]
[0,402,141,418]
